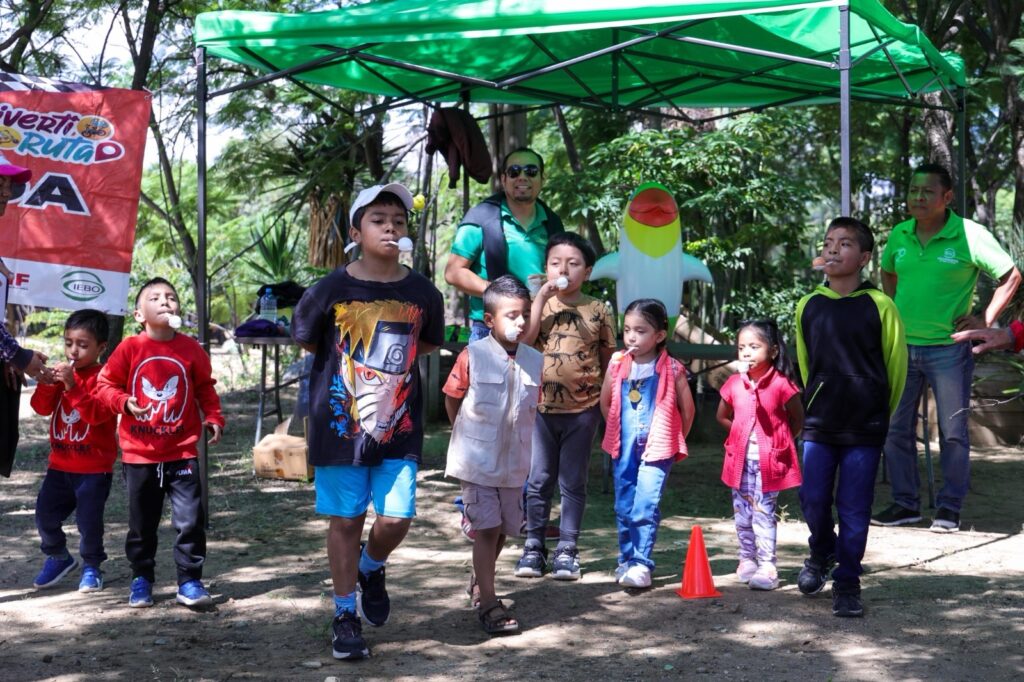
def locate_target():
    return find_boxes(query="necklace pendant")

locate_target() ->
[628,388,642,403]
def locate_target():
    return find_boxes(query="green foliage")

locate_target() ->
[246,219,303,283]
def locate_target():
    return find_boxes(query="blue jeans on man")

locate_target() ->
[800,442,881,590]
[883,342,973,513]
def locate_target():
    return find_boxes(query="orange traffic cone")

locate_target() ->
[676,525,721,599]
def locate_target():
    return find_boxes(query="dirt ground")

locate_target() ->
[1,376,1023,682]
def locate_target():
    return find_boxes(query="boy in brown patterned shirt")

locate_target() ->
[517,232,615,580]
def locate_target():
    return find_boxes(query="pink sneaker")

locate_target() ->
[735,558,758,583]
[748,563,779,591]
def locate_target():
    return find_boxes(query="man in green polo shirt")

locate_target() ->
[872,163,1021,532]
[444,148,564,342]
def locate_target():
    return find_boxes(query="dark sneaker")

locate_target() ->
[930,507,960,533]
[832,587,864,617]
[176,579,213,608]
[357,566,390,627]
[128,576,154,608]
[332,611,370,660]
[797,554,835,595]
[514,543,547,578]
[871,503,922,527]
[33,555,79,589]
[78,566,103,593]
[551,545,581,581]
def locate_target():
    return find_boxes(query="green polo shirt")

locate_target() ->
[881,211,1015,345]
[451,200,548,322]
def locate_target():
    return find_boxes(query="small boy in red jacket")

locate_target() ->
[30,309,117,593]
[96,277,224,609]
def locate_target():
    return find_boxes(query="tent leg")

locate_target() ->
[956,87,967,216]
[195,45,210,530]
[839,3,851,216]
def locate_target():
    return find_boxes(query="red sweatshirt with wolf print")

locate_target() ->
[31,364,118,474]
[95,333,224,464]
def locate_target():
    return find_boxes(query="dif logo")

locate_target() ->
[61,270,105,302]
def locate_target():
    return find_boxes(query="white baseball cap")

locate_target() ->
[349,183,414,226]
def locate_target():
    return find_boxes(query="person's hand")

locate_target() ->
[206,423,223,445]
[953,314,985,332]
[23,351,49,381]
[951,327,1013,354]
[52,362,75,390]
[124,397,149,419]
[3,363,21,390]
[536,279,561,302]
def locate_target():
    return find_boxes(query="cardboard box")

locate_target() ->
[253,421,313,481]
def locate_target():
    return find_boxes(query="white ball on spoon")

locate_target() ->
[397,237,414,252]
[167,314,182,330]
[556,276,569,290]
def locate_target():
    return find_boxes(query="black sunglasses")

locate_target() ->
[505,164,540,179]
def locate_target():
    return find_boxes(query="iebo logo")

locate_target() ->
[61,270,105,301]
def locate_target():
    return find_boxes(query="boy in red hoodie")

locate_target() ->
[96,277,224,609]
[30,309,117,592]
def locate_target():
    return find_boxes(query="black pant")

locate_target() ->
[36,469,112,567]
[124,459,205,585]
[0,362,20,477]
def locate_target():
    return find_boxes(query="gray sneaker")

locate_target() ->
[514,543,547,578]
[551,545,581,581]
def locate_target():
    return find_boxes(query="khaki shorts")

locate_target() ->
[461,482,523,536]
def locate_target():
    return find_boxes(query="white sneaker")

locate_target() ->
[619,564,652,588]
[735,558,758,583]
[614,562,628,583]
[748,564,779,591]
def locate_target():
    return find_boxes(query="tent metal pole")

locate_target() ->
[195,45,210,529]
[839,3,852,216]
[956,87,967,215]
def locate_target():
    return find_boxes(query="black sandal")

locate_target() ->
[478,599,519,634]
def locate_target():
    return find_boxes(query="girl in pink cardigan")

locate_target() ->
[600,299,695,589]
[716,320,804,591]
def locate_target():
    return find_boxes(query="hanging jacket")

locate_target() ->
[425,107,493,189]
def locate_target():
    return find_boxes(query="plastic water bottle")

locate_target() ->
[260,290,277,323]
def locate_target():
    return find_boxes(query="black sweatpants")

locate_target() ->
[124,458,205,585]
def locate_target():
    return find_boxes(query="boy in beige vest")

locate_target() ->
[443,275,542,635]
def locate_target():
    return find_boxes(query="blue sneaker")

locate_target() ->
[78,566,103,593]
[128,576,154,608]
[33,555,79,589]
[176,579,213,608]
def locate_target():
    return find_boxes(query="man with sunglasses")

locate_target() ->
[445,147,565,342]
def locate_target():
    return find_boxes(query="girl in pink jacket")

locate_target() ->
[600,299,695,589]
[717,319,804,591]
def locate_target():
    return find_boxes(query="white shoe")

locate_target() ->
[619,564,652,588]
[735,558,758,583]
[748,564,779,591]
[614,562,628,583]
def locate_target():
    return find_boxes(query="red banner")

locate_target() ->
[0,74,151,314]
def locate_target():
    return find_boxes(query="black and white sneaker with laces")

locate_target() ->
[870,503,922,527]
[332,611,370,660]
[797,554,835,595]
[930,507,960,533]
[550,545,581,581]
[514,543,547,578]
[357,565,390,627]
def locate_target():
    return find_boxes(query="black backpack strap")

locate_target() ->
[461,192,509,280]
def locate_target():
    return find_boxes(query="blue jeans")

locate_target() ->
[613,439,672,570]
[467,320,490,343]
[800,441,881,589]
[883,343,972,513]
[36,469,113,567]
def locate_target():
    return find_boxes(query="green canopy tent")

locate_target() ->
[192,0,964,508]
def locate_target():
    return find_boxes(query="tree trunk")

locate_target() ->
[552,105,605,254]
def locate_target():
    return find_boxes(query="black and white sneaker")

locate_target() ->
[514,543,547,578]
[332,612,370,660]
[357,565,390,627]
[871,503,922,527]
[929,507,960,533]
[550,545,581,581]
[797,554,835,595]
